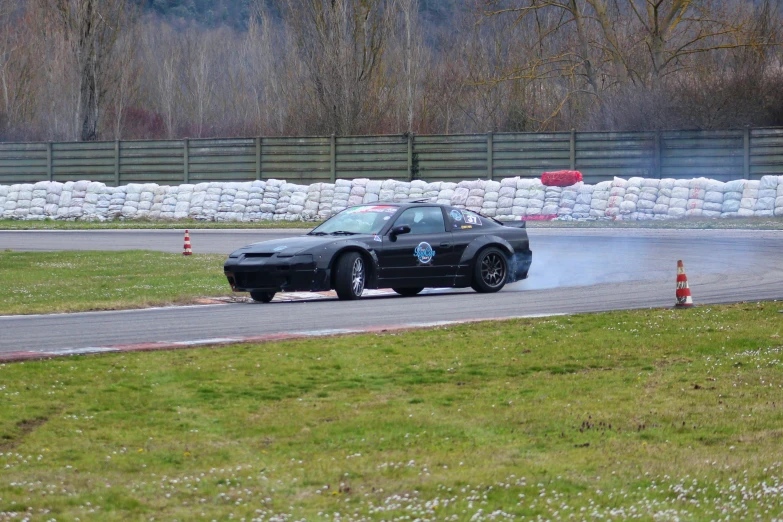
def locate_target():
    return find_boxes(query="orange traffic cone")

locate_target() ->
[675,260,693,307]
[183,230,192,256]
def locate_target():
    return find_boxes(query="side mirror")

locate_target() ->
[390,224,411,241]
[391,224,411,237]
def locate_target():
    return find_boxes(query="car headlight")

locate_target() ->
[289,254,314,264]
[275,250,303,258]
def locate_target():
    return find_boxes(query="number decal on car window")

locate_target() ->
[462,211,482,225]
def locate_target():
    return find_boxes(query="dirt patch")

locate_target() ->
[0,416,49,450]
[654,357,693,368]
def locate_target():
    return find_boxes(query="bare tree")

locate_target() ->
[234,12,296,135]
[592,0,783,130]
[41,0,137,141]
[282,0,396,135]
[396,0,427,133]
[142,20,182,139]
[183,27,218,138]
[0,2,35,138]
[30,1,80,141]
[480,0,782,129]
[424,59,467,134]
[481,0,601,94]
[0,0,781,141]
[107,26,140,139]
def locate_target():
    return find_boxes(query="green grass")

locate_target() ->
[1,303,782,520]
[0,218,314,230]
[0,251,232,314]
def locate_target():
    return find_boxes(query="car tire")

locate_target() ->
[250,290,275,303]
[393,287,424,297]
[334,252,365,300]
[471,247,508,293]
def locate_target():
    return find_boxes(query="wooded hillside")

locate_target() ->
[0,0,781,142]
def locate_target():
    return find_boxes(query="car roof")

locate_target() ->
[350,201,498,220]
[340,201,506,227]
[350,201,501,216]
[353,200,444,209]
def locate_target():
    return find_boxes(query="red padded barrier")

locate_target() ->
[541,170,583,187]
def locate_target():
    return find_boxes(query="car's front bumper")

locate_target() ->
[224,254,331,293]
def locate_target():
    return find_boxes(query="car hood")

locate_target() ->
[228,234,374,257]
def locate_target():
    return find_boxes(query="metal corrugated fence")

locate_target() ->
[1,128,781,186]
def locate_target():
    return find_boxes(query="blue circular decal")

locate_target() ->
[414,242,436,264]
[450,210,463,221]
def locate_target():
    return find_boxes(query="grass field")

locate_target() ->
[0,251,231,315]
[1,303,782,520]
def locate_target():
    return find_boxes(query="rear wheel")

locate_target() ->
[334,252,365,300]
[250,290,275,303]
[393,287,424,297]
[471,247,508,293]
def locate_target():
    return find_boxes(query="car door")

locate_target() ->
[447,207,484,259]
[377,206,456,286]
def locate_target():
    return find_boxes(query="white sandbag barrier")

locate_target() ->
[2,175,783,222]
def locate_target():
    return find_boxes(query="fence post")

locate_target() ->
[255,137,262,181]
[654,131,662,179]
[330,134,336,183]
[47,142,53,182]
[569,129,576,171]
[407,133,414,181]
[743,127,750,180]
[114,140,120,186]
[183,138,190,184]
[487,131,494,180]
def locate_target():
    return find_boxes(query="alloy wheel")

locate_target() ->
[480,252,505,288]
[352,257,365,296]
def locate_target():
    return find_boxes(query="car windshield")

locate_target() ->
[309,205,399,235]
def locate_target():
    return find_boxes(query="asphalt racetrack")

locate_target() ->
[1,228,782,358]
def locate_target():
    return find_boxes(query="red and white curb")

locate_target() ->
[0,314,563,363]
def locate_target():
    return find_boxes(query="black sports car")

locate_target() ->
[224,202,533,302]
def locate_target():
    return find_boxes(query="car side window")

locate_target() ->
[393,207,446,235]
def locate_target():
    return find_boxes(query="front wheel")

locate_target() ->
[250,290,275,303]
[334,252,365,300]
[471,247,508,293]
[393,287,424,297]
